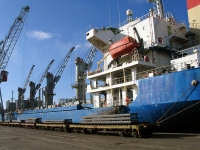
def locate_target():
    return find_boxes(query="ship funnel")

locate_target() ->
[126,9,133,23]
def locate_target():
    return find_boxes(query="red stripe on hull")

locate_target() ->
[187,0,200,10]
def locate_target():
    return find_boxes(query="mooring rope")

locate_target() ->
[156,75,200,123]
[157,100,200,123]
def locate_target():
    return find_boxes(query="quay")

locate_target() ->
[0,126,200,150]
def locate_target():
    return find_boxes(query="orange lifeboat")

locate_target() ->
[109,36,140,58]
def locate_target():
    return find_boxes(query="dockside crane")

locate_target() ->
[18,65,35,110]
[29,59,54,110]
[72,46,97,104]
[45,47,75,108]
[0,6,30,121]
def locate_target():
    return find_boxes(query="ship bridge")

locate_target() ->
[86,27,123,54]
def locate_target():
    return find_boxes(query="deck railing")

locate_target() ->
[136,60,198,80]
[88,53,154,77]
[89,59,199,90]
[86,10,185,32]
[172,39,200,59]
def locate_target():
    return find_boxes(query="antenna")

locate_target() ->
[11,90,14,103]
[148,0,164,18]
[157,0,164,18]
[117,0,121,26]
[108,5,111,26]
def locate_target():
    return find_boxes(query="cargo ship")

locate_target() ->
[1,0,200,132]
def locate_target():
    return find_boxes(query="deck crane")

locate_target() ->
[72,46,97,104]
[18,65,35,110]
[29,59,54,110]
[44,47,75,108]
[0,6,30,121]
[133,27,144,53]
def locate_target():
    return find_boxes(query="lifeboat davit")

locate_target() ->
[109,36,140,58]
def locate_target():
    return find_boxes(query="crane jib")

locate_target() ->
[0,6,30,79]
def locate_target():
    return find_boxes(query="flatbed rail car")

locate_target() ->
[34,122,159,137]
[0,118,41,128]
[20,118,42,128]
[67,113,159,137]
[67,123,159,137]
[0,120,24,127]
[7,120,25,127]
[0,120,12,126]
[35,119,72,131]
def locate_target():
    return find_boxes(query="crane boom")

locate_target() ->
[53,47,75,87]
[133,27,144,53]
[84,46,97,72]
[23,65,35,90]
[35,59,54,91]
[0,6,30,70]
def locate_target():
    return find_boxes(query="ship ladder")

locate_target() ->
[156,75,200,124]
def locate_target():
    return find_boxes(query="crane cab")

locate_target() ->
[0,70,9,82]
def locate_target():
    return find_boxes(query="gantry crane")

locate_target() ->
[18,65,35,110]
[44,47,75,108]
[0,6,30,121]
[72,46,97,104]
[29,59,54,110]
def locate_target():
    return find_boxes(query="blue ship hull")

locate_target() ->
[130,67,200,122]
[2,68,200,131]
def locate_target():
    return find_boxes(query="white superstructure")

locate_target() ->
[85,0,199,108]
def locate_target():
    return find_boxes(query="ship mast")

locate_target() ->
[156,0,164,18]
[148,0,164,18]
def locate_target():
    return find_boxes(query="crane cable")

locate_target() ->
[163,0,177,21]
[71,50,74,85]
[21,15,29,88]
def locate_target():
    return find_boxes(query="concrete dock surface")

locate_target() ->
[0,126,200,150]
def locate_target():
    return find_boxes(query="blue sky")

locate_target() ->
[0,0,188,107]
